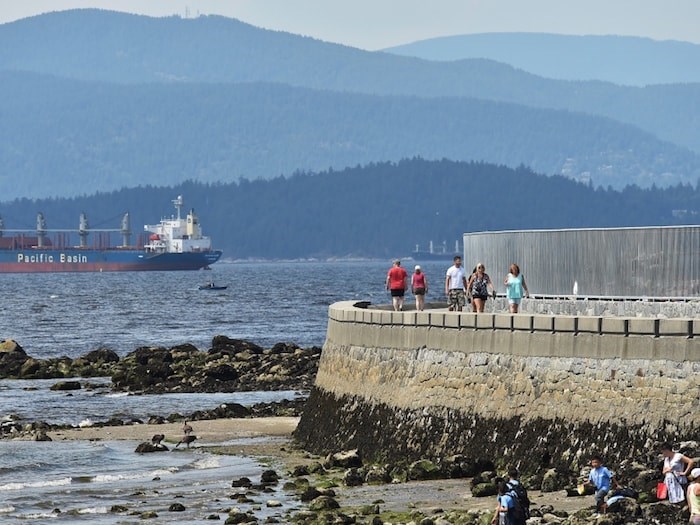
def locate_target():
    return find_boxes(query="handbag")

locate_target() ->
[656,481,668,500]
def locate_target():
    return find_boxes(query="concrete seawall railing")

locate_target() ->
[327,301,699,362]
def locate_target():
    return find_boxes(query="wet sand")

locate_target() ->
[48,416,593,519]
[48,416,300,444]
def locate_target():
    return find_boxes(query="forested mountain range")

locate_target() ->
[384,33,700,87]
[1,9,699,157]
[1,71,698,200]
[1,159,698,259]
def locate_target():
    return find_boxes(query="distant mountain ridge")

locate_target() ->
[1,9,700,198]
[383,33,700,87]
[0,9,699,156]
[1,71,698,200]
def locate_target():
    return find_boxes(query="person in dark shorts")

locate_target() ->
[411,265,428,311]
[467,262,496,313]
[385,259,408,311]
[445,255,468,311]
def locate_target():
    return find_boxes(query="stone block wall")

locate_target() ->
[295,301,700,472]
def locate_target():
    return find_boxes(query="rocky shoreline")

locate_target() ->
[0,336,321,393]
[2,336,697,524]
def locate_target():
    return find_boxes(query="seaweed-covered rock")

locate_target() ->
[471,483,498,497]
[308,496,340,511]
[643,502,688,525]
[82,348,119,364]
[407,459,441,481]
[211,336,264,356]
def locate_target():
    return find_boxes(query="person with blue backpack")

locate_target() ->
[491,469,530,525]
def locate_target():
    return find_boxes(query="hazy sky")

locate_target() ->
[2,0,699,49]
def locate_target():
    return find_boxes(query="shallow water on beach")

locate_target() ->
[0,378,300,425]
[0,438,300,524]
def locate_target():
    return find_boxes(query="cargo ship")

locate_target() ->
[0,196,222,273]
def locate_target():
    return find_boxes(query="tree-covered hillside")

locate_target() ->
[1,71,698,200]
[1,10,699,154]
[1,159,698,259]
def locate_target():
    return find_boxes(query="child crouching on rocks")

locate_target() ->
[584,454,615,514]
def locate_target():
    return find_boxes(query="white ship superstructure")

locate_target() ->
[144,195,213,254]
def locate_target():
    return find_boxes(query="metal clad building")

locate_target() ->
[463,226,700,297]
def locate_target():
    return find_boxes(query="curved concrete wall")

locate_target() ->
[295,302,700,471]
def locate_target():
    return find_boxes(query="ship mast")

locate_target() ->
[173,195,184,220]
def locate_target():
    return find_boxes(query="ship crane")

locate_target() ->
[0,212,132,248]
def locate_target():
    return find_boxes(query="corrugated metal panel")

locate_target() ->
[463,226,700,297]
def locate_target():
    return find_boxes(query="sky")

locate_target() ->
[1,0,699,49]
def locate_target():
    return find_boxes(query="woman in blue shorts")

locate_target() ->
[504,263,529,313]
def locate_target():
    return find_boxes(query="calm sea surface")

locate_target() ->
[1,260,450,359]
[0,260,450,524]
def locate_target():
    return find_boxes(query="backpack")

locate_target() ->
[506,482,530,525]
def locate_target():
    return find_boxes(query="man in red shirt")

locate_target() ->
[385,259,408,311]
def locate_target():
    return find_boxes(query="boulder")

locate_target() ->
[364,465,392,484]
[343,468,364,487]
[225,510,257,524]
[50,380,81,391]
[269,342,299,354]
[19,358,43,378]
[135,442,169,453]
[260,470,279,485]
[606,497,641,519]
[232,477,253,488]
[470,470,497,488]
[308,496,340,511]
[643,502,688,525]
[326,449,362,469]
[169,343,200,360]
[540,468,570,492]
[211,336,264,356]
[0,341,29,377]
[407,459,442,481]
[299,486,323,502]
[205,364,239,381]
[0,339,25,353]
[471,483,498,497]
[290,465,309,477]
[82,348,119,364]
[34,431,52,441]
[168,503,186,512]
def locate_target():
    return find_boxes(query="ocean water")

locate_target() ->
[0,260,450,359]
[0,260,451,523]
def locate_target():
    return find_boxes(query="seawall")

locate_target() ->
[295,301,700,473]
